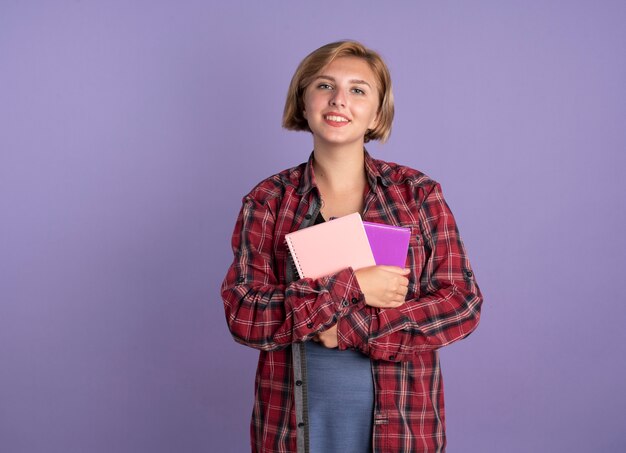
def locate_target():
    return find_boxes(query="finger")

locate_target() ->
[392,292,406,303]
[393,294,406,304]
[393,288,407,300]
[377,265,410,274]
[391,280,409,293]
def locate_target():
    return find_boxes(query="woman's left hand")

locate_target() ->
[314,324,338,348]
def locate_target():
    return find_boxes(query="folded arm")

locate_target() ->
[221,197,365,351]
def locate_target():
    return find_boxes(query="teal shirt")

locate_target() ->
[305,340,374,453]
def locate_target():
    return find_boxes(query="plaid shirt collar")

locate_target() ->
[297,149,392,196]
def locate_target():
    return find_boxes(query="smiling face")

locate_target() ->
[302,56,381,148]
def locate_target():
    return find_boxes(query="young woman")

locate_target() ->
[221,40,483,453]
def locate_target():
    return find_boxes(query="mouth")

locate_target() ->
[323,113,351,126]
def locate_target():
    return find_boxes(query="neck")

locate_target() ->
[312,142,367,193]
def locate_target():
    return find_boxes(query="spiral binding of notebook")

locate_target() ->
[285,235,306,279]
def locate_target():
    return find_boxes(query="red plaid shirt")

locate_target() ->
[221,151,482,453]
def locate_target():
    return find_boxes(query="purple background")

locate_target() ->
[1,1,625,452]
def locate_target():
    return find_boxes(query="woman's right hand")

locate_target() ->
[354,266,410,308]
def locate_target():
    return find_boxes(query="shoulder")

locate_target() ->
[242,161,306,205]
[371,156,439,194]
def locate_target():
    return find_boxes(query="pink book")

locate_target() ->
[363,222,411,267]
[285,212,376,279]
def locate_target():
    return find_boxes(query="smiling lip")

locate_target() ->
[323,112,351,127]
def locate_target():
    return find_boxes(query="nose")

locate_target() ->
[329,89,346,108]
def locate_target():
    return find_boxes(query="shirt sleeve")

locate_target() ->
[336,182,483,362]
[221,195,365,351]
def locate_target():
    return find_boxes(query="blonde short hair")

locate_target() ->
[282,40,394,143]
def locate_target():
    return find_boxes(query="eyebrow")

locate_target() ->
[314,75,372,88]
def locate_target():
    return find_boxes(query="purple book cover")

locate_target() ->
[363,222,411,267]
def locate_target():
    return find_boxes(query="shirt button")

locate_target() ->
[341,299,349,307]
[464,270,473,278]
[298,422,305,428]
[389,355,396,360]
[306,323,313,329]
[296,380,303,386]
[304,214,312,220]
[351,297,359,304]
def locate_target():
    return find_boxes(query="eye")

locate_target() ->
[317,83,333,90]
[351,87,366,95]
